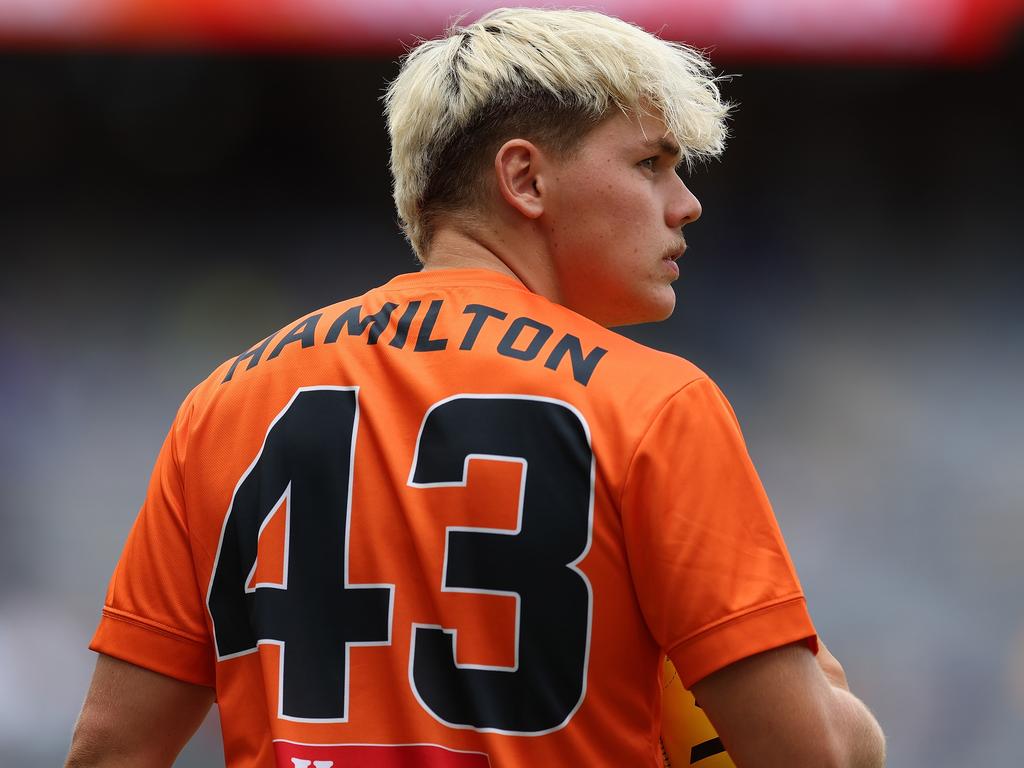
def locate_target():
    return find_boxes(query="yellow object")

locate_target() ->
[661,658,736,767]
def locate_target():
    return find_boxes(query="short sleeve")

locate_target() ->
[89,393,215,687]
[620,377,817,688]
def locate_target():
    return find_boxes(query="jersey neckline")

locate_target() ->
[382,268,530,292]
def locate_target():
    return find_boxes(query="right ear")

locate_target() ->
[494,139,547,220]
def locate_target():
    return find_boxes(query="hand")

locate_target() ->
[815,638,850,691]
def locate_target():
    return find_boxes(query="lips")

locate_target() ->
[664,242,687,261]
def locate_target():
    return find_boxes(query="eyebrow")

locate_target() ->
[645,137,683,161]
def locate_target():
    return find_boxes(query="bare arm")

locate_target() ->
[66,654,215,768]
[690,641,885,768]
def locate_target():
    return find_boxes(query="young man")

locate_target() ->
[67,8,885,767]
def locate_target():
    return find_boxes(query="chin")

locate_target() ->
[634,291,677,325]
[574,286,676,327]
[604,300,675,328]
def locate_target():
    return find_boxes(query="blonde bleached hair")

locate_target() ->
[384,7,730,259]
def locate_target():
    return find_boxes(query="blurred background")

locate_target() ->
[1,0,1022,765]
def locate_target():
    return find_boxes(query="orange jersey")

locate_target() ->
[91,269,816,767]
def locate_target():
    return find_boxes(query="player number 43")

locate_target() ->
[207,387,595,735]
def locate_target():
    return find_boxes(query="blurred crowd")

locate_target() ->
[1,43,1022,765]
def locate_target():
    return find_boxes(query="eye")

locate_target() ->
[639,156,658,172]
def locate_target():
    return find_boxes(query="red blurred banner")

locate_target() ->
[0,0,1020,61]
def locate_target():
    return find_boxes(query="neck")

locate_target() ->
[421,228,520,278]
[422,225,561,304]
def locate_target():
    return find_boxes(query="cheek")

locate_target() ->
[578,197,639,257]
[554,199,652,279]
[550,195,613,258]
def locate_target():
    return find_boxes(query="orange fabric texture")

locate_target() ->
[91,269,816,767]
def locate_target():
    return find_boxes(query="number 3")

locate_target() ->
[207,388,594,734]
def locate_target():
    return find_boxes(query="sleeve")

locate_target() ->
[89,392,216,687]
[620,376,817,689]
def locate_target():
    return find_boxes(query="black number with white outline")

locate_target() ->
[207,391,592,732]
[410,396,594,733]
[207,387,392,721]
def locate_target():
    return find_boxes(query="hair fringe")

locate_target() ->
[385,8,732,257]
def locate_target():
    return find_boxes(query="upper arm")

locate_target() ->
[66,654,214,768]
[621,378,817,683]
[90,395,216,688]
[689,643,871,768]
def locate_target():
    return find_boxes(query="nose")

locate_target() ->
[666,175,702,229]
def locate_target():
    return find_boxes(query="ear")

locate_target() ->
[494,139,546,220]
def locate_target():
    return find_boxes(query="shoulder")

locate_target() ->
[179,292,368,415]
[530,296,708,395]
